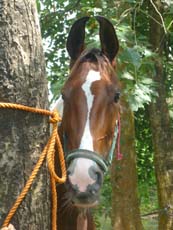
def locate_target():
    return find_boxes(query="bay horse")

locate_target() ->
[54,16,120,230]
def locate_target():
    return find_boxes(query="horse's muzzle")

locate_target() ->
[66,150,104,207]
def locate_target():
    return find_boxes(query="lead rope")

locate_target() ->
[0,102,67,230]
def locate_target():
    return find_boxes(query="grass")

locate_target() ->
[95,180,159,230]
[98,216,158,230]
[142,218,158,230]
[99,216,111,229]
[139,181,159,230]
[138,181,158,214]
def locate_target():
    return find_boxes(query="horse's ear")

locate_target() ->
[95,16,119,62]
[66,17,90,62]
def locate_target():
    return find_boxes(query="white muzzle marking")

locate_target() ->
[69,158,96,192]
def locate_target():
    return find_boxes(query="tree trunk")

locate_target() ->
[0,0,50,229]
[111,96,143,230]
[148,1,173,229]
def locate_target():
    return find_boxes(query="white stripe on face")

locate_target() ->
[79,70,101,151]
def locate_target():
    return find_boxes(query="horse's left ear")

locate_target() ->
[66,17,90,63]
[95,16,119,63]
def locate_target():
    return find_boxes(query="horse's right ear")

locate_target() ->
[95,16,119,63]
[66,17,90,64]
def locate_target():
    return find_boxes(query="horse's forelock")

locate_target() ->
[70,48,115,80]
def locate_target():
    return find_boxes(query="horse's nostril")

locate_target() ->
[90,188,96,195]
[88,182,100,195]
[90,167,103,187]
[95,171,102,185]
[89,165,103,180]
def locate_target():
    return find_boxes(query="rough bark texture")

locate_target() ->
[0,0,50,229]
[149,1,173,229]
[111,96,143,230]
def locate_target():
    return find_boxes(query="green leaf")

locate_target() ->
[122,72,134,80]
[120,48,142,69]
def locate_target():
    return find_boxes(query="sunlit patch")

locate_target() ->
[52,95,64,117]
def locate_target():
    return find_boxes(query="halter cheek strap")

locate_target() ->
[106,120,119,165]
[107,112,122,163]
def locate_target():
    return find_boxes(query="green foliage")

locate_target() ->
[138,182,158,213]
[142,219,158,230]
[119,44,157,111]
[37,0,172,227]
[38,0,159,110]
[135,107,158,223]
[135,109,158,225]
[135,108,155,182]
[38,0,173,109]
[94,173,112,230]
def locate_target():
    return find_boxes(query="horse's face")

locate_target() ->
[56,16,120,208]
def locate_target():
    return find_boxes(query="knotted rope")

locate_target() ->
[0,102,67,230]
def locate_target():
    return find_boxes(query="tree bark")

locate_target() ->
[111,96,143,230]
[0,0,50,229]
[148,0,173,229]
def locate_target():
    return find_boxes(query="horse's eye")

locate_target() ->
[61,92,65,100]
[114,91,120,103]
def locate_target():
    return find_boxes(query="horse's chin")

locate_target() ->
[74,200,99,209]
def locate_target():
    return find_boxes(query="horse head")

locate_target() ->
[55,16,120,209]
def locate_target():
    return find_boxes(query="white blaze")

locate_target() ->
[79,70,101,150]
[68,70,102,194]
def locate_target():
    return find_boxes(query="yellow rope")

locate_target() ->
[0,102,67,230]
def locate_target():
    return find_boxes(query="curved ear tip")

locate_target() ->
[95,15,119,61]
[66,16,90,61]
[75,16,90,24]
[95,15,112,24]
[68,17,90,35]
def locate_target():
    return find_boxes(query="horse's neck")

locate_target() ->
[57,185,95,230]
[59,210,95,230]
